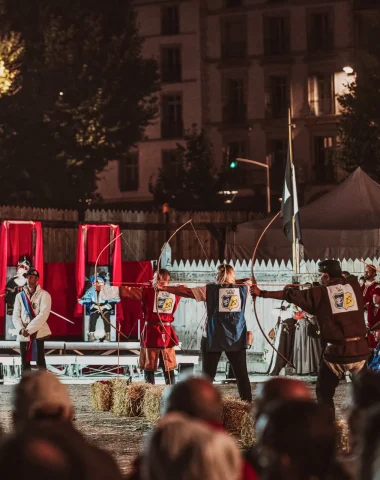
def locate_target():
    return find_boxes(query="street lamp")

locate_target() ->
[236,157,271,213]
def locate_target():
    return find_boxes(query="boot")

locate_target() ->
[88,332,96,342]
[104,332,111,342]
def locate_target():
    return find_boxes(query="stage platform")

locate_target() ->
[0,341,199,380]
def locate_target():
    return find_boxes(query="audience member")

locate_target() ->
[359,405,380,480]
[141,412,242,480]
[256,400,349,480]
[0,422,123,480]
[12,370,75,430]
[342,370,380,479]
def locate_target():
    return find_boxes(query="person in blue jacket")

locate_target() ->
[157,264,252,402]
[78,274,120,342]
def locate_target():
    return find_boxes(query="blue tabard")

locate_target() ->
[205,283,247,352]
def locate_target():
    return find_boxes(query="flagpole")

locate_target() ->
[288,108,299,274]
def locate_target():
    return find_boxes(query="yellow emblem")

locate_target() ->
[343,293,354,309]
[162,298,173,311]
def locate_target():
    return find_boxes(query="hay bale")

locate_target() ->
[143,385,166,423]
[91,381,112,412]
[335,418,351,455]
[240,411,256,448]
[222,395,249,436]
[111,378,130,416]
[126,382,150,417]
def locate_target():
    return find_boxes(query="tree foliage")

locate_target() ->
[0,0,159,207]
[336,13,380,180]
[149,124,222,210]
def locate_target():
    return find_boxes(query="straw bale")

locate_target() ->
[240,411,256,448]
[125,382,150,417]
[222,395,249,435]
[143,385,166,423]
[91,381,113,412]
[335,418,351,455]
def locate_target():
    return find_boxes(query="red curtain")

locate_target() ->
[0,222,43,328]
[74,225,123,320]
[120,261,153,337]
[45,262,80,336]
[87,226,110,265]
[74,226,86,317]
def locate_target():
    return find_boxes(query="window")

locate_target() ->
[266,76,289,118]
[161,95,183,138]
[314,136,336,183]
[308,74,335,115]
[162,150,183,177]
[161,5,179,35]
[263,16,290,56]
[223,78,246,122]
[161,47,182,82]
[268,139,287,189]
[308,12,333,53]
[221,18,247,59]
[119,152,139,192]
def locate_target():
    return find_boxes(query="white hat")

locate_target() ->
[13,371,74,422]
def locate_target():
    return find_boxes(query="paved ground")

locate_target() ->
[0,377,351,475]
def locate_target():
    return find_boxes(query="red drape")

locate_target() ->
[34,222,44,288]
[74,225,123,320]
[8,223,33,264]
[0,223,9,325]
[87,226,110,265]
[0,222,44,328]
[111,225,123,323]
[120,261,153,337]
[45,262,80,336]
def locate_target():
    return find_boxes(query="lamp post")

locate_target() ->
[236,157,271,213]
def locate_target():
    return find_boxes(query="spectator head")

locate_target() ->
[360,405,380,480]
[342,271,350,278]
[0,423,122,480]
[254,377,312,422]
[162,376,223,424]
[348,370,380,450]
[142,412,241,480]
[373,287,380,306]
[364,264,377,282]
[12,370,75,430]
[359,276,365,287]
[257,401,337,480]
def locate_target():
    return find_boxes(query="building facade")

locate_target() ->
[97,0,358,209]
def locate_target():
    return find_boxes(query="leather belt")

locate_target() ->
[327,336,364,346]
[146,321,171,326]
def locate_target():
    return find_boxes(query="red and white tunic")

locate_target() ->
[141,287,181,348]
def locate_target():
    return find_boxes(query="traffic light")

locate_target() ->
[229,160,238,169]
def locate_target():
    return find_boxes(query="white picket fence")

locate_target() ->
[166,255,378,354]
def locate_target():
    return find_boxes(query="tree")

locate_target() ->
[336,13,380,180]
[0,0,159,207]
[149,124,222,210]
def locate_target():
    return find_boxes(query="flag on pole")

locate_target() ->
[281,144,302,243]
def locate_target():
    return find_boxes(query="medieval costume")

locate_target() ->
[365,286,380,349]
[12,268,51,374]
[252,260,369,416]
[100,270,180,385]
[5,257,30,315]
[78,274,120,342]
[267,301,296,376]
[293,312,322,375]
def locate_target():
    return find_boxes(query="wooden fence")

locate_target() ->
[0,206,260,263]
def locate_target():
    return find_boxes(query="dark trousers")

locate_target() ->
[20,339,46,374]
[144,352,176,385]
[201,337,252,402]
[89,311,111,333]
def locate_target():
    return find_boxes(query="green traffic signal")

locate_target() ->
[229,161,238,169]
